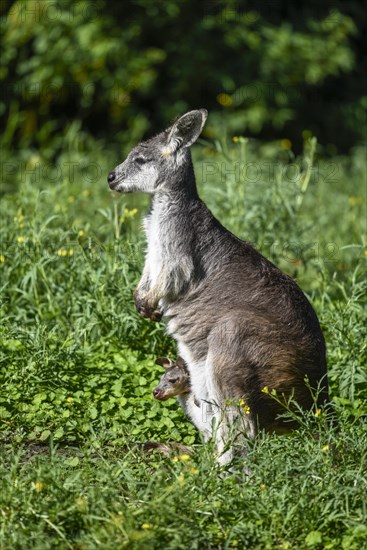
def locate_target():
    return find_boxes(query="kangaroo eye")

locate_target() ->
[134,157,145,165]
[168,378,179,384]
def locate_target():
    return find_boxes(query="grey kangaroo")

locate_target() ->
[107,109,328,465]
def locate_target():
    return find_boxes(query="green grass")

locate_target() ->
[1,417,366,549]
[0,133,366,548]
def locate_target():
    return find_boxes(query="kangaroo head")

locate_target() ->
[108,109,208,194]
[153,356,191,400]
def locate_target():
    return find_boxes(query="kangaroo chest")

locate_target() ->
[143,210,165,287]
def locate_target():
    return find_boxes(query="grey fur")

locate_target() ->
[108,109,329,465]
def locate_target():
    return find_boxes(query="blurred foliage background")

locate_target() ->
[0,0,366,172]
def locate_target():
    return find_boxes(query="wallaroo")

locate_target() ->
[107,109,329,465]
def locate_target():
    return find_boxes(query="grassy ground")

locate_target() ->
[0,133,366,548]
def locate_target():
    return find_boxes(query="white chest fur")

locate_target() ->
[143,202,194,303]
[143,207,164,288]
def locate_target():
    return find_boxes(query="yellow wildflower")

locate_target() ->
[322,445,329,452]
[142,523,152,530]
[121,207,139,223]
[238,399,250,414]
[57,249,74,257]
[67,195,75,204]
[261,386,269,394]
[78,230,85,237]
[0,255,5,263]
[34,480,45,492]
[179,454,191,462]
[17,236,24,244]
[82,190,90,198]
[314,408,321,417]
[217,93,233,107]
[280,139,292,150]
[348,196,363,206]
[189,467,199,475]
[233,136,240,143]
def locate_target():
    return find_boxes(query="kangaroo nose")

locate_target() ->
[153,388,160,398]
[108,171,116,184]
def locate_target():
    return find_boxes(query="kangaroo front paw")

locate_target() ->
[140,305,163,322]
[134,291,162,321]
[149,308,163,322]
[139,304,162,322]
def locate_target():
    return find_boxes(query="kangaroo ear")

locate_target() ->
[155,357,173,369]
[175,356,188,372]
[165,109,208,153]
